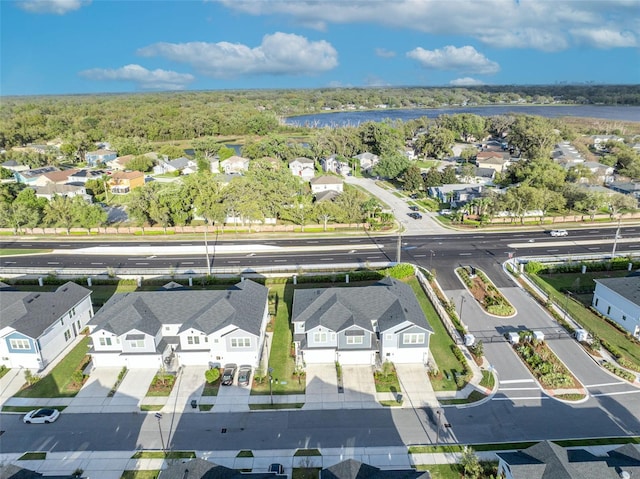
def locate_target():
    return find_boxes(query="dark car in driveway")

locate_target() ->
[221,364,237,386]
[237,365,252,387]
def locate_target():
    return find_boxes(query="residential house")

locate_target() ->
[0,463,79,479]
[314,190,341,203]
[87,280,269,369]
[158,458,285,479]
[220,155,250,175]
[607,181,640,203]
[33,183,92,202]
[591,135,624,151]
[86,149,117,167]
[321,154,351,176]
[456,166,495,185]
[552,141,584,164]
[33,168,80,187]
[1,159,29,173]
[592,276,640,339]
[310,175,344,194]
[582,161,615,184]
[288,157,315,180]
[107,171,145,194]
[475,151,511,173]
[0,282,93,370]
[353,152,380,172]
[496,440,640,479]
[292,277,433,365]
[321,459,431,479]
[153,157,197,175]
[107,154,136,171]
[428,184,485,207]
[67,169,106,184]
[15,166,59,185]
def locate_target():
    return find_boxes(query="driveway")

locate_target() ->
[342,365,379,408]
[108,368,157,412]
[214,369,251,413]
[65,367,121,413]
[160,366,208,413]
[395,363,438,408]
[303,363,341,409]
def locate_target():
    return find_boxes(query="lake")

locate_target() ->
[284,105,640,127]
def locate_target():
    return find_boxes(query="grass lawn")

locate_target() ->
[14,337,90,398]
[373,367,401,393]
[439,389,487,405]
[145,372,176,397]
[531,273,640,369]
[120,471,159,479]
[0,366,9,380]
[0,249,52,256]
[292,468,322,479]
[202,378,221,396]
[407,278,467,391]
[479,370,495,389]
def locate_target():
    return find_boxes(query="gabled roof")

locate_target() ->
[33,183,86,196]
[311,175,343,185]
[168,157,191,170]
[89,280,268,337]
[289,157,314,164]
[87,149,116,156]
[292,277,432,334]
[321,459,430,479]
[220,155,249,165]
[0,282,92,339]
[594,276,640,306]
[109,171,144,180]
[158,458,280,479]
[69,169,105,179]
[41,169,79,183]
[19,166,59,179]
[354,152,379,161]
[315,190,341,202]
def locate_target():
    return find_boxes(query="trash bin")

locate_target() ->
[190,399,197,409]
[396,394,403,404]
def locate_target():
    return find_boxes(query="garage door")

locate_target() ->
[302,348,335,364]
[337,350,375,365]
[389,348,427,364]
[177,351,211,366]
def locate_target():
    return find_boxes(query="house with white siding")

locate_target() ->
[592,276,640,339]
[87,280,269,369]
[292,277,433,366]
[310,175,343,194]
[0,282,93,370]
[288,157,315,180]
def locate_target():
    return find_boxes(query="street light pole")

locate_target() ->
[155,412,165,453]
[459,296,465,321]
[268,367,274,405]
[396,234,402,263]
[435,409,442,445]
[429,250,435,272]
[204,222,210,275]
[611,217,621,259]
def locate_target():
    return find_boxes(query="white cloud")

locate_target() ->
[375,48,396,58]
[407,45,500,74]
[570,28,637,48]
[137,33,338,78]
[216,0,639,51]
[450,77,484,86]
[16,0,90,15]
[79,64,195,90]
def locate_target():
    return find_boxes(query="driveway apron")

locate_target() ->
[394,363,439,408]
[303,363,341,409]
[161,366,208,413]
[108,368,157,412]
[342,365,380,408]
[65,367,122,413]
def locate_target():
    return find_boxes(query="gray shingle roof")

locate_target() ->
[321,459,430,479]
[0,282,91,339]
[158,458,280,479]
[89,280,267,337]
[594,276,640,307]
[292,277,432,334]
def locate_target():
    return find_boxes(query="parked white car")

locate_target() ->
[23,408,60,424]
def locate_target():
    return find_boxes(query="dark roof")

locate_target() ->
[19,166,58,178]
[594,276,640,307]
[0,282,92,339]
[89,280,267,337]
[496,441,620,479]
[315,190,341,202]
[158,458,282,479]
[0,463,77,479]
[292,277,432,334]
[321,459,430,479]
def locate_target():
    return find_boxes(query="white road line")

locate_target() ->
[587,247,600,250]
[90,262,103,265]
[414,254,426,257]
[499,379,536,385]
[492,397,548,401]
[320,257,334,261]
[499,387,540,391]
[366,256,381,259]
[4,261,16,264]
[135,262,149,265]
[274,259,287,262]
[182,262,194,265]
[228,261,240,264]
[459,252,472,256]
[584,382,624,388]
[47,262,60,265]
[547,249,559,252]
[591,390,640,397]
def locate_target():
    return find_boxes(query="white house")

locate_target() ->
[87,280,269,369]
[321,154,351,176]
[220,155,250,175]
[591,135,624,151]
[353,152,380,172]
[310,175,344,194]
[291,277,433,365]
[0,282,93,370]
[153,157,197,175]
[592,276,640,339]
[32,183,92,202]
[288,157,315,181]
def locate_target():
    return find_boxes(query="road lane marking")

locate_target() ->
[90,262,103,265]
[499,387,540,391]
[459,252,472,256]
[547,249,559,252]
[591,390,640,397]
[182,262,194,265]
[135,262,149,265]
[47,262,60,265]
[587,247,600,250]
[584,382,624,388]
[492,397,548,401]
[499,379,536,384]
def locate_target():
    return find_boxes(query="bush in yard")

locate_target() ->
[24,370,40,385]
[469,340,484,358]
[71,369,85,386]
[383,263,415,279]
[205,368,220,383]
[524,261,546,274]
[460,446,483,479]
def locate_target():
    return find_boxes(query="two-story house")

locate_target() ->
[107,171,145,194]
[86,149,117,167]
[33,168,80,187]
[15,166,59,185]
[292,277,433,366]
[87,280,269,369]
[0,282,93,370]
[153,157,197,175]
[353,152,380,172]
[288,157,315,180]
[220,156,250,175]
[321,154,351,176]
[310,175,344,194]
[592,276,640,339]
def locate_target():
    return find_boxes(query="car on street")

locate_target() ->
[23,408,60,424]
[408,212,423,219]
[408,205,419,211]
[550,229,568,237]
[237,365,252,387]
[221,363,237,386]
[268,464,285,475]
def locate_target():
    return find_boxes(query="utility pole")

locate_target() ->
[268,367,274,405]
[435,409,442,445]
[396,234,401,263]
[204,222,211,275]
[611,217,622,260]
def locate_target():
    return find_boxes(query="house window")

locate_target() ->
[385,334,393,340]
[595,298,599,307]
[607,306,611,315]
[314,332,328,343]
[165,326,170,331]
[187,336,200,345]
[622,315,626,321]
[64,330,71,341]
[10,338,30,350]
[76,320,81,331]
[129,340,145,348]
[99,337,112,346]
[346,336,363,345]
[403,333,425,344]
[231,338,251,348]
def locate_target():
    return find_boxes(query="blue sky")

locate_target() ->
[1,0,639,96]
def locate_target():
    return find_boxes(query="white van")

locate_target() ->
[550,229,568,237]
